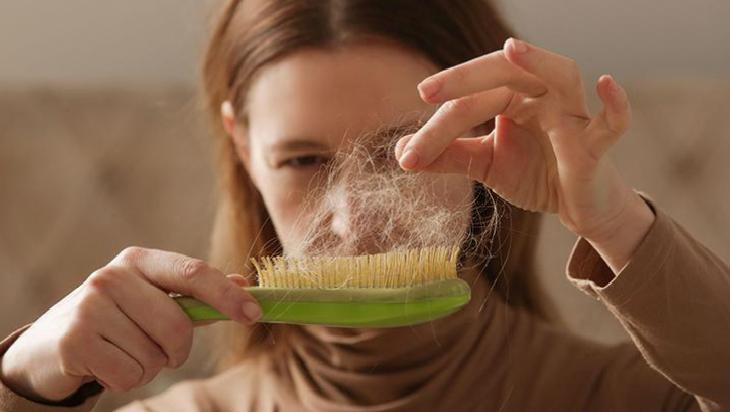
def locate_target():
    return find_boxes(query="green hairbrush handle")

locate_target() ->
[173,278,471,328]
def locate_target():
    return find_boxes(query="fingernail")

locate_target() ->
[606,75,619,93]
[418,79,441,101]
[227,274,249,287]
[242,301,261,323]
[395,135,412,158]
[399,149,419,169]
[509,38,528,54]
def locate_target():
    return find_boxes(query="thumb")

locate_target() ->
[191,274,253,328]
[226,273,253,287]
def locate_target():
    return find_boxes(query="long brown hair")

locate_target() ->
[201,0,555,370]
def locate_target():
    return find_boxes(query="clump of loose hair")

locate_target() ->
[281,117,501,277]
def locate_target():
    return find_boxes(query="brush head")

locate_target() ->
[250,245,460,289]
[175,245,471,327]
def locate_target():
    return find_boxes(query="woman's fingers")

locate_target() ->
[397,88,511,170]
[417,49,547,103]
[502,37,589,117]
[402,38,600,172]
[416,135,496,183]
[85,267,194,369]
[109,247,261,326]
[85,337,144,392]
[585,74,632,159]
[190,275,251,327]
[226,273,253,287]
[95,295,168,386]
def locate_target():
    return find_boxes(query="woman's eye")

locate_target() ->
[282,155,329,168]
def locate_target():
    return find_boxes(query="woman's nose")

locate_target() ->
[328,186,354,240]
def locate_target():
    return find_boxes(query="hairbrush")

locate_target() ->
[172,246,470,328]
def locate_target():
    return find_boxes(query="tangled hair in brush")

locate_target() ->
[282,116,503,277]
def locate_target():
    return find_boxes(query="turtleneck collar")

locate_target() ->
[270,264,524,411]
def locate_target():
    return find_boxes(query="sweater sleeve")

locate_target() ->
[565,189,730,412]
[0,323,103,412]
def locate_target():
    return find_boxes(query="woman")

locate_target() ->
[1,0,728,411]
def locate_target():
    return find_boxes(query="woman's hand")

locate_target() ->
[395,38,654,258]
[0,247,261,402]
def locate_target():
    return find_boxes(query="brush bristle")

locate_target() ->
[250,246,460,289]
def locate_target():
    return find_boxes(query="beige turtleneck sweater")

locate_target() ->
[1,191,728,411]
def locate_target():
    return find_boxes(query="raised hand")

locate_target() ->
[395,37,649,245]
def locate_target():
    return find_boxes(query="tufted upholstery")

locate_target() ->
[1,79,729,408]
[0,88,218,410]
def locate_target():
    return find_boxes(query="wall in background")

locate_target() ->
[0,0,216,87]
[497,0,730,82]
[0,0,728,87]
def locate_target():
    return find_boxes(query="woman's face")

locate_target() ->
[224,40,475,254]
